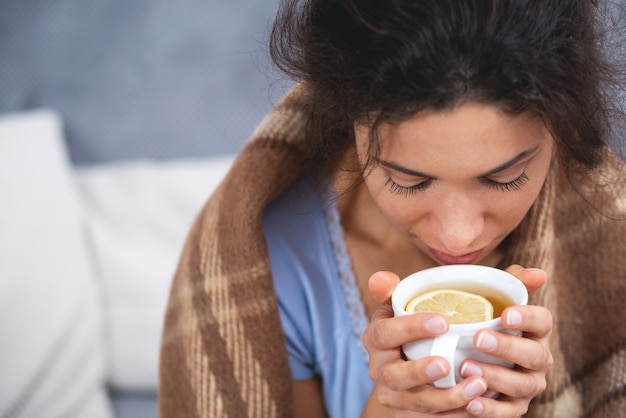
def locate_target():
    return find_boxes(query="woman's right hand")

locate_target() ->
[361,271,488,417]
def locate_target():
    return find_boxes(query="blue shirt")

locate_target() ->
[262,176,373,418]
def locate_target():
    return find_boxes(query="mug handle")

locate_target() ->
[431,333,461,388]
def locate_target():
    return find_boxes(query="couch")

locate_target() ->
[0,1,283,417]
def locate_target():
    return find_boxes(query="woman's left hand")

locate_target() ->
[458,264,554,417]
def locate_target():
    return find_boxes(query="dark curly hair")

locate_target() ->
[270,0,625,172]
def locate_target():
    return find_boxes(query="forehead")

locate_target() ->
[374,104,550,173]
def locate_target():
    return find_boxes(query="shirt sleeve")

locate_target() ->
[275,293,317,380]
[262,187,321,381]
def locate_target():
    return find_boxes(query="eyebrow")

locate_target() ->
[376,146,540,179]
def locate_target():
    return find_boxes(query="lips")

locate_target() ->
[428,248,485,265]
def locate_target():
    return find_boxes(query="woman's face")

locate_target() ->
[355,103,553,265]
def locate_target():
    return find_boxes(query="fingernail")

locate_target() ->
[476,331,498,352]
[425,316,447,334]
[460,361,483,377]
[467,399,484,414]
[463,379,487,398]
[425,359,447,379]
[506,308,523,327]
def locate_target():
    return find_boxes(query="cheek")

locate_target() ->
[488,183,546,231]
[489,157,552,227]
[374,193,434,232]
[365,179,426,229]
[493,198,531,226]
[379,201,425,229]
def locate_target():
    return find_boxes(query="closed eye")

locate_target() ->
[482,172,529,191]
[385,177,433,196]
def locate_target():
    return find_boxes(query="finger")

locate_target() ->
[374,384,470,416]
[473,328,553,371]
[461,359,546,399]
[365,305,415,383]
[504,264,546,295]
[365,312,449,352]
[375,375,488,415]
[368,271,401,304]
[501,305,553,339]
[467,394,530,418]
[364,306,405,377]
[376,356,450,391]
[369,303,395,323]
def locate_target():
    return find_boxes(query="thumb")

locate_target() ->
[505,264,547,295]
[368,271,401,304]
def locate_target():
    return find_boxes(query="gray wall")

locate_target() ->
[0,0,286,164]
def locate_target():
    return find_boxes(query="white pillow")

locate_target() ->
[0,110,112,418]
[76,155,233,391]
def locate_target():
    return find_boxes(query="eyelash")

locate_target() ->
[484,172,529,192]
[385,172,529,196]
[385,178,432,197]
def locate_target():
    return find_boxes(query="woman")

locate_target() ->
[160,1,626,417]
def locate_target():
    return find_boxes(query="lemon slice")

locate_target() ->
[405,289,494,324]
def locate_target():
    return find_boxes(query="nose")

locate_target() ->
[430,195,484,253]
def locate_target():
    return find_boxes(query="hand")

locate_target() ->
[362,271,489,417]
[361,266,553,418]
[458,265,553,417]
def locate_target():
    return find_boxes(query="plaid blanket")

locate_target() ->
[159,85,626,417]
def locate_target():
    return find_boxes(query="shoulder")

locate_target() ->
[262,175,337,295]
[262,175,330,259]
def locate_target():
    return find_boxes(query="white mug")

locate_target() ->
[391,265,528,388]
